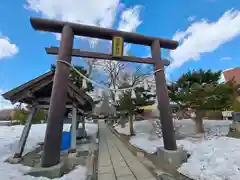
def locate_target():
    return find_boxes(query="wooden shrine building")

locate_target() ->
[3,71,94,158]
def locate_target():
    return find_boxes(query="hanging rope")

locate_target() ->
[57,60,163,91]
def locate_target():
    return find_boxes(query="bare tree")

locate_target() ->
[82,40,151,104]
[98,60,126,102]
[81,40,126,90]
[83,57,98,78]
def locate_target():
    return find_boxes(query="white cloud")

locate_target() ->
[118,6,142,56]
[26,0,122,41]
[220,56,232,60]
[25,0,142,58]
[118,5,142,32]
[26,0,119,28]
[0,89,14,109]
[170,9,240,69]
[25,0,141,41]
[0,36,18,60]
[0,89,28,110]
[188,16,196,22]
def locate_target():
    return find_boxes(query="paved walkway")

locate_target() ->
[98,121,157,180]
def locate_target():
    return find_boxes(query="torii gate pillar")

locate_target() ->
[152,40,177,150]
[41,25,74,167]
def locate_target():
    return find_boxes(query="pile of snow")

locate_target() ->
[178,137,240,180]
[176,119,232,154]
[83,123,98,137]
[115,120,153,136]
[115,119,240,179]
[0,124,47,161]
[176,119,231,138]
[0,122,98,180]
[63,123,98,137]
[115,119,232,154]
[0,163,87,180]
[130,134,162,154]
[115,120,162,153]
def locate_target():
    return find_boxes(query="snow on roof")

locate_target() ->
[218,73,226,83]
[223,67,239,72]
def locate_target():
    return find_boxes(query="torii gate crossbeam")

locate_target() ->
[30,17,178,168]
[45,46,171,65]
[30,18,178,49]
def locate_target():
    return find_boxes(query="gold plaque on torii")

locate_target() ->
[112,36,124,57]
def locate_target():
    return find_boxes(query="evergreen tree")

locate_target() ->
[51,64,93,92]
[168,69,234,133]
[117,85,155,136]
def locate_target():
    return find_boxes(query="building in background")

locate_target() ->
[223,67,240,84]
[223,67,240,105]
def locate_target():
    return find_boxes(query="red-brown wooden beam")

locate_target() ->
[30,17,178,50]
[45,46,171,66]
[41,25,74,167]
[152,40,177,150]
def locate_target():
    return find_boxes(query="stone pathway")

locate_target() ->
[98,121,157,180]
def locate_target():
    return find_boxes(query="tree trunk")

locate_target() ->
[194,111,205,133]
[129,114,135,136]
[120,116,125,128]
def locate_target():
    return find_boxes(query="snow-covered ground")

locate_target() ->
[179,137,240,180]
[0,122,98,180]
[63,122,98,137]
[114,119,240,180]
[115,119,232,154]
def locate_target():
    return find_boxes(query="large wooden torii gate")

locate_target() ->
[30,17,179,168]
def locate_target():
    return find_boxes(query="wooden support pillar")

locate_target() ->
[41,25,74,167]
[71,106,77,150]
[76,114,80,130]
[82,114,85,130]
[14,106,37,158]
[151,40,177,150]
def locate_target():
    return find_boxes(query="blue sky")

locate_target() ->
[0,0,240,107]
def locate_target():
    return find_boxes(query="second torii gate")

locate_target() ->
[30,17,179,168]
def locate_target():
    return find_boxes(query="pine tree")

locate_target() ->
[117,86,155,136]
[51,64,93,92]
[168,69,234,133]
